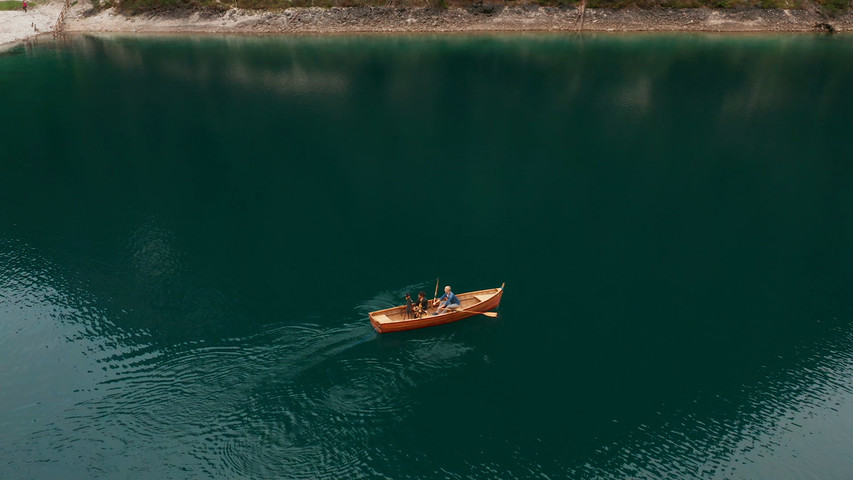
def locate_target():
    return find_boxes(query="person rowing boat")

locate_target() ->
[433,285,460,315]
[369,283,504,333]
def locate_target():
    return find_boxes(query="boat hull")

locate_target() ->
[369,285,504,333]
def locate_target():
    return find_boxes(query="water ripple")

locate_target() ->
[568,325,853,480]
[42,300,479,479]
[5,233,853,479]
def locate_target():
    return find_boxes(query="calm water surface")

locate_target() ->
[1,33,853,479]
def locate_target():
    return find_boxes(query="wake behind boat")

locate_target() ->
[369,283,505,333]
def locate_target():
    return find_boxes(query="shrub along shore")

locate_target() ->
[107,0,850,16]
[60,1,853,36]
[4,0,852,52]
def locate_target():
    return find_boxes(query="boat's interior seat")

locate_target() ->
[374,314,391,323]
[474,294,492,303]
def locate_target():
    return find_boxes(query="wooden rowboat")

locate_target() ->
[369,283,505,333]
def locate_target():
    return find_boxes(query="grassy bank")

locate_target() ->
[0,0,34,11]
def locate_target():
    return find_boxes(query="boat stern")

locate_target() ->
[369,313,387,333]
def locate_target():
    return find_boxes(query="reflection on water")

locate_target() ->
[65,34,351,99]
[1,34,853,479]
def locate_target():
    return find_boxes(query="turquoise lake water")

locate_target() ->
[1,33,852,479]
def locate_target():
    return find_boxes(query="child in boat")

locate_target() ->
[405,293,415,319]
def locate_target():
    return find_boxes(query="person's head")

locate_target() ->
[418,291,425,298]
[405,292,411,299]
[444,286,451,293]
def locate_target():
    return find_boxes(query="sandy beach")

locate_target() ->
[3,1,852,51]
[0,1,64,48]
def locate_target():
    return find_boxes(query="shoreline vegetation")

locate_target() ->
[2,0,852,51]
[65,2,853,37]
[112,0,852,15]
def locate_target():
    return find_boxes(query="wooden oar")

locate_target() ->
[432,277,439,310]
[433,309,498,318]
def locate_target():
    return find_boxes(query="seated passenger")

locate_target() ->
[415,291,429,317]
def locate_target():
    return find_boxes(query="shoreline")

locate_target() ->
[3,3,852,51]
